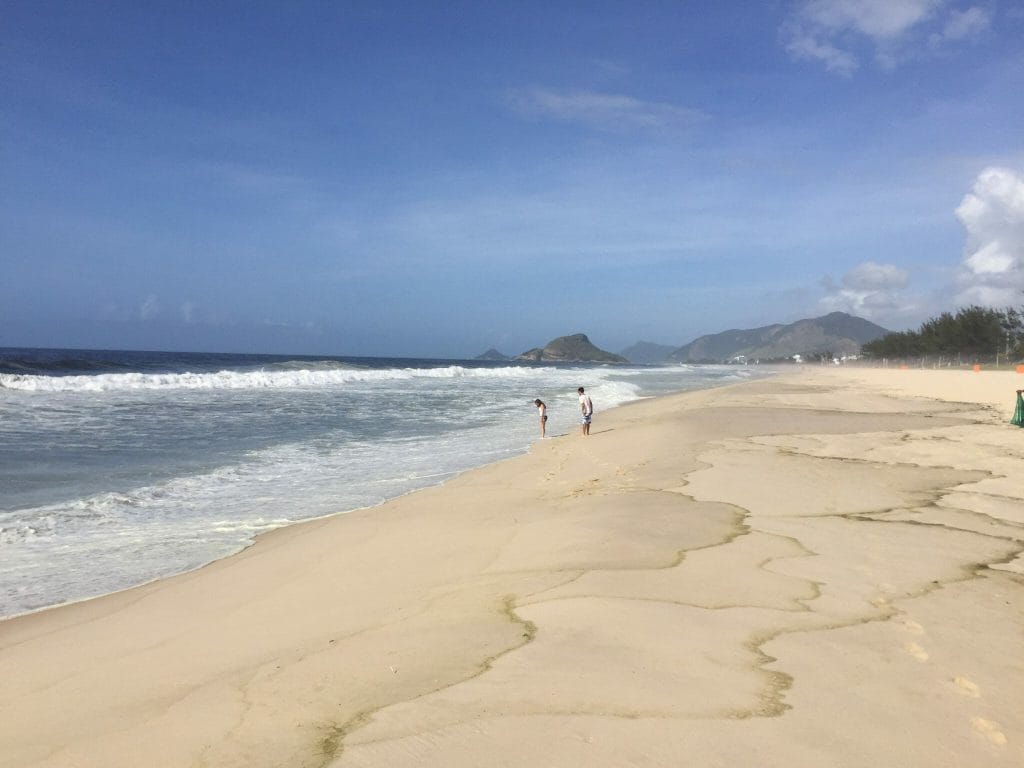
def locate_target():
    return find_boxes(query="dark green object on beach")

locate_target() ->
[1013,391,1024,427]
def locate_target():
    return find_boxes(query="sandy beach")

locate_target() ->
[1,367,1022,768]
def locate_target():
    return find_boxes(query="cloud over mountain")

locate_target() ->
[819,261,914,320]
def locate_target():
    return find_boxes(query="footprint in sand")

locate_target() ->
[954,676,981,698]
[897,618,925,635]
[971,717,1007,746]
[903,642,929,661]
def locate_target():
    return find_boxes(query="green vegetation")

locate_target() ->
[862,306,1023,364]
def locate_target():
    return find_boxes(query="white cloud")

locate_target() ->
[783,0,989,73]
[801,0,940,38]
[932,6,991,42]
[506,88,706,131]
[814,170,1024,323]
[819,261,916,319]
[843,260,911,290]
[181,301,196,323]
[954,166,1024,306]
[785,31,859,74]
[139,294,160,321]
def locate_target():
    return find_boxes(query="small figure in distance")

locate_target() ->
[533,398,548,438]
[577,387,593,436]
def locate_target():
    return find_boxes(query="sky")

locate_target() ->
[2,0,1023,358]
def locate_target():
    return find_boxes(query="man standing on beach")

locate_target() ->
[577,386,593,436]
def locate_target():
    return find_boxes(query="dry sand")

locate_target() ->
[1,367,1022,767]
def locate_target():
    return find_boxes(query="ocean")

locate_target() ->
[0,347,763,619]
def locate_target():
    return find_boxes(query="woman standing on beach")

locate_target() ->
[533,399,548,437]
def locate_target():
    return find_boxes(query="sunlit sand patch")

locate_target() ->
[751,515,1017,625]
[530,529,817,613]
[484,491,739,574]
[869,504,1024,544]
[343,598,788,748]
[684,442,984,519]
[971,716,1008,746]
[903,641,929,661]
[897,617,925,635]
[954,676,981,697]
[940,491,1024,527]
[756,422,1015,468]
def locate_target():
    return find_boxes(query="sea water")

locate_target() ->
[0,348,763,618]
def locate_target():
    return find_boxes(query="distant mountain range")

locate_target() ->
[476,313,887,366]
[620,312,889,364]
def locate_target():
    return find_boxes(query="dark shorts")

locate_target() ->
[581,413,592,424]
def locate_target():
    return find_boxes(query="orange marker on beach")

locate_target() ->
[973,364,981,372]
[1017,365,1024,374]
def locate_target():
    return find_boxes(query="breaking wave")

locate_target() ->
[0,365,552,393]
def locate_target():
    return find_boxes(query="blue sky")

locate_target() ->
[3,1,1023,358]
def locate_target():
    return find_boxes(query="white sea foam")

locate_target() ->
[0,364,550,393]
[0,421,529,616]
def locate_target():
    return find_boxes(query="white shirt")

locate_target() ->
[579,393,593,416]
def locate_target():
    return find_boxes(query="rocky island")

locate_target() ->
[474,348,510,361]
[516,333,627,363]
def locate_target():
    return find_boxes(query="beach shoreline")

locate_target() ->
[0,355,758,621]
[2,367,1022,767]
